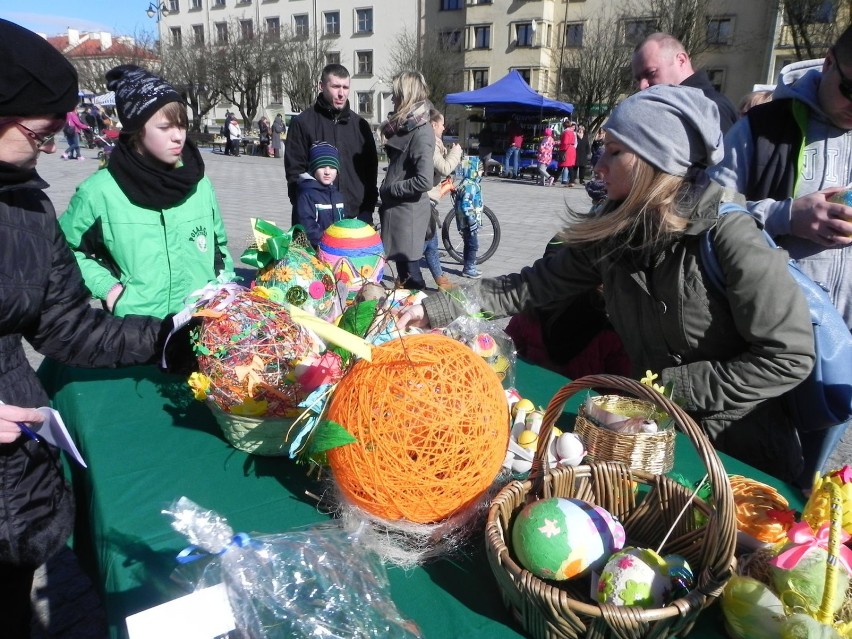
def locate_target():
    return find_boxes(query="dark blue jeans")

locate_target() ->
[463,227,479,272]
[505,146,520,177]
[423,234,443,279]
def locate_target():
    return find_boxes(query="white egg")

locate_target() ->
[556,433,585,465]
[512,457,533,474]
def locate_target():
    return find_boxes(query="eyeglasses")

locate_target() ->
[13,121,57,150]
[831,48,852,101]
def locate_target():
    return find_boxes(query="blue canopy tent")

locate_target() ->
[445,70,573,175]
[445,70,573,117]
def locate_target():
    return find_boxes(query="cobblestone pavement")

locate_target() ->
[26,146,852,637]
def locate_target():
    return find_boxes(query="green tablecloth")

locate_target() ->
[40,359,804,639]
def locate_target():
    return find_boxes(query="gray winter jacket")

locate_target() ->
[379,121,435,262]
[707,62,852,328]
[423,180,815,481]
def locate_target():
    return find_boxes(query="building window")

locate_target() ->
[215,22,228,44]
[213,0,225,7]
[439,29,462,51]
[470,25,491,49]
[623,18,658,46]
[355,8,373,34]
[706,68,726,93]
[192,24,204,44]
[294,14,309,38]
[441,0,462,9]
[170,27,182,48]
[515,68,532,85]
[266,17,280,40]
[191,0,201,9]
[565,21,584,48]
[356,50,373,76]
[357,91,374,115]
[324,11,340,35]
[240,20,253,40]
[515,23,534,47]
[706,17,734,45]
[787,0,835,24]
[471,68,489,89]
[326,51,341,66]
[169,0,179,12]
[270,73,283,103]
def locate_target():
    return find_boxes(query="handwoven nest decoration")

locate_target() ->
[318,219,385,303]
[255,245,340,322]
[326,334,509,524]
[192,289,335,417]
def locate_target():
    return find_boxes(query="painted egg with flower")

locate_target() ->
[255,245,340,321]
[595,547,691,608]
[511,498,625,580]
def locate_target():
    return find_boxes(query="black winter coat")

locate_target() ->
[285,95,378,218]
[0,168,164,567]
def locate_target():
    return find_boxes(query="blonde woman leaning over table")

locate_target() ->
[397,84,816,487]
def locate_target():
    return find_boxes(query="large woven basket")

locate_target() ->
[210,404,295,456]
[574,395,675,474]
[485,374,737,639]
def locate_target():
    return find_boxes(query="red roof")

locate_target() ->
[46,34,157,61]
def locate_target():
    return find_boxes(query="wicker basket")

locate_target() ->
[210,404,296,456]
[485,374,737,639]
[574,395,675,474]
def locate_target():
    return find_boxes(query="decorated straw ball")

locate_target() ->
[191,289,342,417]
[319,219,385,302]
[255,245,340,321]
[326,334,509,524]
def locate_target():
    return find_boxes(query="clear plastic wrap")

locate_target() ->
[164,496,422,639]
[442,285,517,388]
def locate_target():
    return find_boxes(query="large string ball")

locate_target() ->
[318,219,385,303]
[326,334,509,524]
[194,289,329,417]
[255,245,340,321]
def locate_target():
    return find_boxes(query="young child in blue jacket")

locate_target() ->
[294,142,347,247]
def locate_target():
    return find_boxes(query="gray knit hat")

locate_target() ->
[604,84,723,176]
[106,64,183,133]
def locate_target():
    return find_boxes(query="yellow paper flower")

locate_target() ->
[276,266,295,282]
[296,262,314,279]
[251,286,272,299]
[187,372,211,401]
[230,397,269,416]
[640,370,667,395]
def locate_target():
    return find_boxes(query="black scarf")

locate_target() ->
[315,92,351,122]
[0,160,39,189]
[107,137,205,209]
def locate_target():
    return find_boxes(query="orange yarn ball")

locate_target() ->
[327,334,509,524]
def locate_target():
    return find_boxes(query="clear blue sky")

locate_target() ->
[4,1,158,38]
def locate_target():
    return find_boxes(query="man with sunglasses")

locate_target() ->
[708,26,852,484]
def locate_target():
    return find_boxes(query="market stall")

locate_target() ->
[38,358,804,639]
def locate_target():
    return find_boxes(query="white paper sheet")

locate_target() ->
[125,583,236,639]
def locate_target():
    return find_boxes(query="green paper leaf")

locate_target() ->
[308,419,357,455]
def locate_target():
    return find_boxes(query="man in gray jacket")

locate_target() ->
[707,25,852,478]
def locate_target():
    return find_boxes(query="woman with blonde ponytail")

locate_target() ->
[396,84,817,486]
[378,71,435,289]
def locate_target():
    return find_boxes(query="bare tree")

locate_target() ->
[780,0,851,60]
[213,19,281,129]
[161,41,222,132]
[556,10,635,134]
[275,27,331,113]
[620,0,712,56]
[383,28,463,109]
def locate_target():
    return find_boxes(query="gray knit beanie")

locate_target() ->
[604,84,723,176]
[106,65,183,133]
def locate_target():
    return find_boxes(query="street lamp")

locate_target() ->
[146,2,170,21]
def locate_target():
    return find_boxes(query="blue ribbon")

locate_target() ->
[175,532,257,564]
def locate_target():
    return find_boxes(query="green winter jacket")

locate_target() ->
[423,180,816,481]
[60,169,234,318]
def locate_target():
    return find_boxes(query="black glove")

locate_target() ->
[159,314,201,375]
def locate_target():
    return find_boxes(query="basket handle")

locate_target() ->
[528,374,736,590]
[818,479,843,625]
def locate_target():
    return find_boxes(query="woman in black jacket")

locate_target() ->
[0,20,173,636]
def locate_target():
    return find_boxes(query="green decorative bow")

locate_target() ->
[240,219,311,269]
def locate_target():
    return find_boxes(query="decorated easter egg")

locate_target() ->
[829,188,852,207]
[512,498,625,580]
[318,219,385,302]
[513,399,535,417]
[769,542,850,614]
[596,547,671,607]
[555,433,585,465]
[517,429,538,450]
[255,245,340,321]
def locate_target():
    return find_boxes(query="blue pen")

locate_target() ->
[17,422,41,442]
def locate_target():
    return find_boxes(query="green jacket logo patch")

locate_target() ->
[189,225,209,252]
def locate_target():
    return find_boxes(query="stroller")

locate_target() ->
[94,132,117,167]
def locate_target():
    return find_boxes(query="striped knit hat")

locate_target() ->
[309,141,340,174]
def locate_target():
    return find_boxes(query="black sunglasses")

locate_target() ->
[832,48,852,101]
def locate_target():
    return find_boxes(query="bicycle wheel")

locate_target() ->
[441,206,501,265]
